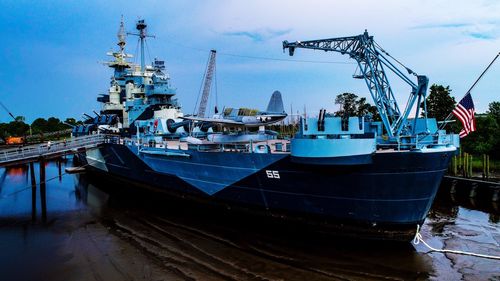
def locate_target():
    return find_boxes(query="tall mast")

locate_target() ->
[128,19,155,74]
[104,16,132,69]
[117,15,126,53]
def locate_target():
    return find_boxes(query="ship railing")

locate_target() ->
[189,141,288,154]
[105,136,147,147]
[103,135,289,154]
[378,133,452,151]
[185,143,250,153]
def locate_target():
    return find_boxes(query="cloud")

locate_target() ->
[411,23,471,29]
[222,28,292,42]
[466,32,495,40]
[411,21,498,40]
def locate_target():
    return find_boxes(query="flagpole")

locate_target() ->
[439,51,500,129]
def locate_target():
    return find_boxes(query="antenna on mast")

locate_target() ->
[127,19,155,73]
[117,15,126,52]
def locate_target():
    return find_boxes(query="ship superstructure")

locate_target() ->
[75,18,183,136]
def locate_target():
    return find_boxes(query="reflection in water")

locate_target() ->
[426,199,459,237]
[0,159,82,220]
[4,165,28,177]
[491,206,500,223]
[0,169,6,192]
[0,158,499,280]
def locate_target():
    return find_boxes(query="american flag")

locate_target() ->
[452,93,476,138]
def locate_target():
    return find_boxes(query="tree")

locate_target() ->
[460,101,500,159]
[334,93,358,116]
[334,93,379,120]
[31,117,70,133]
[355,97,379,118]
[0,123,7,141]
[487,101,500,159]
[460,114,498,155]
[31,118,48,134]
[9,121,30,136]
[488,101,500,123]
[47,117,63,132]
[0,121,30,137]
[64,118,77,126]
[421,84,456,121]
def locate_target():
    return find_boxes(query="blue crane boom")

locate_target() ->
[283,30,429,137]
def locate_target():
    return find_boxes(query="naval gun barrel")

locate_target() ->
[166,119,191,133]
[198,122,214,132]
[83,113,94,120]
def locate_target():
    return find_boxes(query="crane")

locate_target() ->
[0,101,26,145]
[283,30,429,137]
[0,101,16,122]
[197,50,217,118]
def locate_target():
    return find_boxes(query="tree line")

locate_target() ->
[0,117,80,142]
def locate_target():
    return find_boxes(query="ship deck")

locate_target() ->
[107,136,455,156]
[118,138,292,154]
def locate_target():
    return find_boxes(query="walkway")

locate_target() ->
[0,134,105,167]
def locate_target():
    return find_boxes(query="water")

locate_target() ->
[0,158,499,281]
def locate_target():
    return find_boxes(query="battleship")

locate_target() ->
[75,18,459,240]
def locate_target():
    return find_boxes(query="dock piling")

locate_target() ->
[487,155,490,179]
[58,158,62,182]
[463,153,466,177]
[469,155,473,178]
[493,189,499,202]
[483,154,486,179]
[29,162,36,222]
[452,156,457,176]
[39,157,47,223]
[469,183,478,198]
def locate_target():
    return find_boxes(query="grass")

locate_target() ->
[470,157,499,172]
[450,153,500,175]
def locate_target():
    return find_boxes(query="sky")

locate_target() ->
[0,0,499,122]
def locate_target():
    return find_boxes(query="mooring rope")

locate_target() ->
[413,225,500,260]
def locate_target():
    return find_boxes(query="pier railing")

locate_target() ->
[0,134,105,166]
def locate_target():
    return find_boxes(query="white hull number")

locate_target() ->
[266,170,280,179]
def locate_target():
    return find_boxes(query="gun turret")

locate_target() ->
[166,119,191,133]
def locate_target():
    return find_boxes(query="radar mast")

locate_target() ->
[117,15,126,53]
[127,19,155,74]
